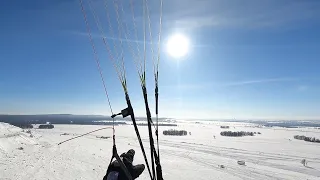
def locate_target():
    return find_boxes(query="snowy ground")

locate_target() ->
[1,121,320,180]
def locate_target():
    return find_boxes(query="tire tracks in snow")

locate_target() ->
[158,140,320,178]
[124,135,316,179]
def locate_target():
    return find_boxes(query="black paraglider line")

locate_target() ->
[141,0,164,178]
[57,127,112,145]
[154,0,164,178]
[77,0,164,179]
[141,1,156,178]
[78,1,134,180]
[86,0,154,178]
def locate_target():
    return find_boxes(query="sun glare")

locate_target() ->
[166,34,190,58]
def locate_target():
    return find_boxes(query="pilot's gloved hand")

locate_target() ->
[103,149,145,180]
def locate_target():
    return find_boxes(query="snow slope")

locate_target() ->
[1,122,320,180]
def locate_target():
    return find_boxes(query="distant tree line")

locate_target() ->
[220,126,230,129]
[137,123,177,127]
[220,131,261,137]
[10,123,33,129]
[0,114,126,126]
[0,114,171,125]
[163,130,187,136]
[262,121,320,128]
[294,135,320,143]
[39,124,54,129]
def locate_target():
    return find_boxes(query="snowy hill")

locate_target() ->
[0,123,37,152]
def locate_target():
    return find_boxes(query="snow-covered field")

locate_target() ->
[1,121,320,180]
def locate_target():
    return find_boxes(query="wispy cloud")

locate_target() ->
[217,78,299,87]
[161,83,210,91]
[162,0,320,30]
[76,0,320,34]
[162,77,299,91]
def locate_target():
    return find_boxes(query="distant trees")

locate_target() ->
[96,136,110,139]
[163,130,187,136]
[220,126,230,129]
[39,124,54,129]
[220,131,261,137]
[11,123,33,129]
[294,135,320,143]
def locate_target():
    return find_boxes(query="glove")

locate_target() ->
[104,149,145,180]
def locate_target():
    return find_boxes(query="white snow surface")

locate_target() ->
[1,121,320,180]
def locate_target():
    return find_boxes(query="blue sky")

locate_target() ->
[1,0,320,120]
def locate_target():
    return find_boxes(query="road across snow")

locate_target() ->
[1,122,320,180]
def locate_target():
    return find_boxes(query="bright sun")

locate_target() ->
[166,34,190,58]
